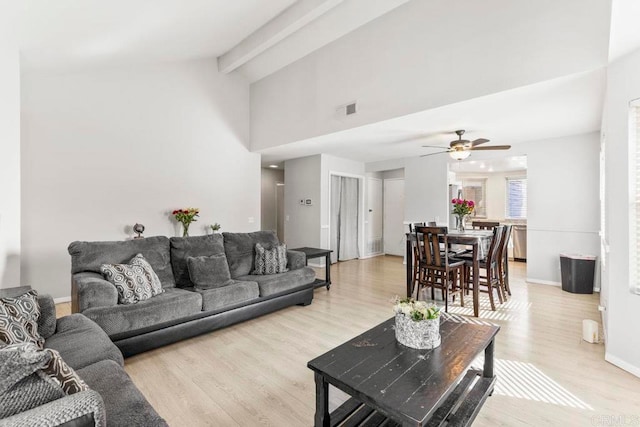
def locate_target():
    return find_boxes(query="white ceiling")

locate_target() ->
[16,0,297,70]
[257,69,606,165]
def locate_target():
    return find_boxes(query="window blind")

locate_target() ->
[506,178,527,219]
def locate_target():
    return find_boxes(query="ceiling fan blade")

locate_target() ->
[471,145,511,151]
[471,138,490,147]
[421,145,449,149]
[420,151,451,157]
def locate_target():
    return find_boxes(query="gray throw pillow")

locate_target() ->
[101,254,163,304]
[253,243,288,275]
[187,254,233,290]
[0,290,45,349]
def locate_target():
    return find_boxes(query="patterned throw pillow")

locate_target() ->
[253,243,288,275]
[0,291,44,349]
[42,348,89,395]
[130,254,164,296]
[101,254,163,304]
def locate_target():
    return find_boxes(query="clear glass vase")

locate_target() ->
[182,223,190,237]
[456,215,466,232]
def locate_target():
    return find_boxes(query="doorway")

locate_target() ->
[330,175,361,264]
[383,178,405,256]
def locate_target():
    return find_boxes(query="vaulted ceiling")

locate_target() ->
[11,0,640,167]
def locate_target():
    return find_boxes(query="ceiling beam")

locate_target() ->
[218,0,346,74]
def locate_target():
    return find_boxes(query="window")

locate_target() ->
[461,179,487,217]
[506,178,527,219]
[631,102,640,294]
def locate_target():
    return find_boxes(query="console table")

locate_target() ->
[308,316,499,426]
[290,247,333,290]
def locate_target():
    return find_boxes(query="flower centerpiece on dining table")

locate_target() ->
[451,198,475,232]
[172,208,199,237]
[393,297,441,350]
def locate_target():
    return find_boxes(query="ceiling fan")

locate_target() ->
[421,130,511,160]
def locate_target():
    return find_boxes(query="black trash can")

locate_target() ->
[560,254,596,294]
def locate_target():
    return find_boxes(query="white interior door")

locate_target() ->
[383,179,405,256]
[366,178,383,255]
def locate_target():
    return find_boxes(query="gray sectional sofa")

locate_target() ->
[0,286,166,427]
[68,231,316,357]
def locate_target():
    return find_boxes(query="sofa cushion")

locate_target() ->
[82,288,203,337]
[170,234,225,287]
[68,236,176,288]
[187,254,232,290]
[77,359,168,427]
[37,294,57,339]
[253,243,288,275]
[223,231,280,278]
[45,314,124,370]
[101,258,156,305]
[196,280,259,312]
[238,267,316,297]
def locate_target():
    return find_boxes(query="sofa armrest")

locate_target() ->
[71,273,117,313]
[286,250,306,271]
[0,390,106,427]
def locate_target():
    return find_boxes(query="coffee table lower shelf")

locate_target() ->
[329,370,495,427]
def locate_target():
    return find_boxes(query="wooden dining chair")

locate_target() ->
[414,226,465,312]
[497,225,513,297]
[471,221,500,230]
[408,222,426,233]
[460,225,505,311]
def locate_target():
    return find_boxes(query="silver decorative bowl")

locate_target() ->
[394,313,441,350]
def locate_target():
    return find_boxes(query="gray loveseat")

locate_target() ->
[68,231,315,357]
[0,286,166,427]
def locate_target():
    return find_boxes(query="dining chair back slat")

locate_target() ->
[472,221,500,230]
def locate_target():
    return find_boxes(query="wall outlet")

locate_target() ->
[248,217,254,224]
[286,215,290,221]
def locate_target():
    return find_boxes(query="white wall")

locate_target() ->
[284,155,322,248]
[404,155,449,224]
[251,0,610,151]
[21,59,260,299]
[602,47,640,377]
[524,134,600,285]
[261,168,284,232]
[0,40,20,288]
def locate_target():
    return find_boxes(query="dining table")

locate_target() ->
[406,229,494,317]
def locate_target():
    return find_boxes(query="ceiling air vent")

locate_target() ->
[346,102,357,115]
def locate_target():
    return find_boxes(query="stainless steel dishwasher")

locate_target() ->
[513,225,527,261]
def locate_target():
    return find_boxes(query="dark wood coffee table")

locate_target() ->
[307,317,499,426]
[290,247,333,290]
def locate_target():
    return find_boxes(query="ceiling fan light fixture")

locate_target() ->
[450,150,471,160]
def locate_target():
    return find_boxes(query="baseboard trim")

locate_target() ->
[54,296,71,304]
[526,278,561,286]
[605,352,640,378]
[360,253,384,260]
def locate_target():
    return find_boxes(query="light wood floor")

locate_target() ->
[57,257,640,426]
